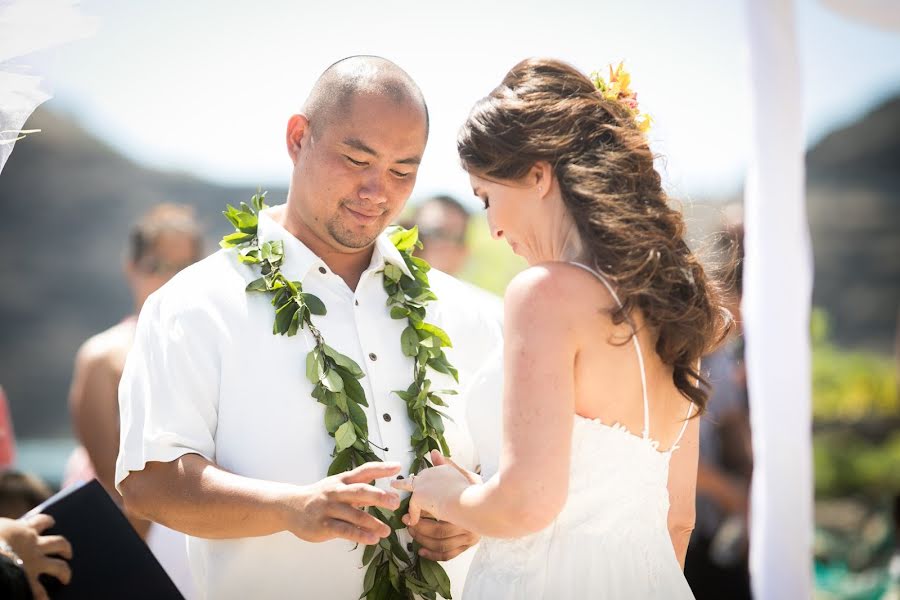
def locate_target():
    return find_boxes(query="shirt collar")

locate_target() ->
[256,205,413,282]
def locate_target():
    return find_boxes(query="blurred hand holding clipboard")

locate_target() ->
[24,479,185,600]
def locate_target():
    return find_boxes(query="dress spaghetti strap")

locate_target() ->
[569,262,652,440]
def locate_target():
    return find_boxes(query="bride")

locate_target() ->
[393,58,731,599]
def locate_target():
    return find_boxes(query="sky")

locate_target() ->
[13,0,900,209]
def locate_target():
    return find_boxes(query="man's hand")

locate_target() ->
[284,461,402,546]
[407,517,479,561]
[0,514,73,600]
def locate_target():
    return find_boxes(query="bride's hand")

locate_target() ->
[391,450,481,527]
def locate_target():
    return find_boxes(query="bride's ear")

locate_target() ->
[529,161,554,200]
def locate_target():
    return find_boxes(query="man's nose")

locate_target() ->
[358,171,388,204]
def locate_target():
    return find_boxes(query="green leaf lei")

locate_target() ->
[221,191,458,600]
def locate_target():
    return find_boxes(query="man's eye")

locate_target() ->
[345,156,367,167]
[391,170,411,179]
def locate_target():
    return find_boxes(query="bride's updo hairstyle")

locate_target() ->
[457,58,730,413]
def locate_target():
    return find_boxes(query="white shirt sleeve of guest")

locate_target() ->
[115,290,221,493]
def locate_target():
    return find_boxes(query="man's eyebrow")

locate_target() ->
[342,137,421,166]
[342,137,378,156]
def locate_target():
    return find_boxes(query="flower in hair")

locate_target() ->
[590,62,652,133]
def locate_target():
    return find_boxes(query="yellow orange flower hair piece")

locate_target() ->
[589,62,652,133]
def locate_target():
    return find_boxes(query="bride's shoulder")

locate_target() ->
[505,262,617,326]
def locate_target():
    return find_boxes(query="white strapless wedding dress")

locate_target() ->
[462,263,696,599]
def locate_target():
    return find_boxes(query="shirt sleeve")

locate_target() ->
[115,289,221,493]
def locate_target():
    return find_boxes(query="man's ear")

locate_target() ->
[286,114,311,164]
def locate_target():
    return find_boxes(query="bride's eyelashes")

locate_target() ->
[480,196,490,210]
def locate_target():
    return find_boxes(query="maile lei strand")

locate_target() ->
[220,192,458,600]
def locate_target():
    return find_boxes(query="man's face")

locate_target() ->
[128,230,202,301]
[291,92,427,252]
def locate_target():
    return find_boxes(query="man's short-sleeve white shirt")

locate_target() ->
[115,206,503,599]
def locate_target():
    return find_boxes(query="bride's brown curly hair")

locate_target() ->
[458,58,731,414]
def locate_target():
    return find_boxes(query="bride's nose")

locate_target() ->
[487,212,503,240]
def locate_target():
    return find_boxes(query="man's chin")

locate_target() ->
[327,222,382,250]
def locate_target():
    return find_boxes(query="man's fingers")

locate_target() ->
[38,535,73,560]
[341,462,402,485]
[334,483,399,510]
[409,529,475,554]
[408,517,459,539]
[39,557,72,585]
[390,478,413,493]
[25,513,54,533]
[328,505,391,539]
[30,580,49,600]
[325,518,380,546]
[418,544,474,562]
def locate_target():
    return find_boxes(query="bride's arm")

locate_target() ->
[666,416,699,568]
[432,266,578,538]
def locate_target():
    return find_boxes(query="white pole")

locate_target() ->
[743,0,814,598]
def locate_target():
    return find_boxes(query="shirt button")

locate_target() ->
[396,475,405,480]
[355,300,359,306]
[318,266,327,274]
[383,413,392,422]
[368,353,377,361]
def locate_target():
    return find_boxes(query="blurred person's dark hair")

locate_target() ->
[413,195,469,244]
[407,195,471,276]
[0,471,51,519]
[128,203,204,269]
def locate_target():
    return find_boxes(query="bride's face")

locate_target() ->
[468,172,541,260]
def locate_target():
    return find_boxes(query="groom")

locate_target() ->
[115,56,502,599]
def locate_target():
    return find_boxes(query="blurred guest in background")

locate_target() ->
[409,195,471,276]
[684,218,753,599]
[0,471,51,519]
[0,386,16,469]
[63,203,203,599]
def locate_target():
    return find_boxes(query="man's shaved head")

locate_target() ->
[303,55,429,137]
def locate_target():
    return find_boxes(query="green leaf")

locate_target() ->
[251,191,268,213]
[419,323,452,347]
[287,308,301,336]
[347,397,368,437]
[401,326,419,357]
[425,408,445,434]
[219,231,254,248]
[335,421,357,452]
[389,226,419,252]
[246,276,268,292]
[301,293,327,316]
[305,350,325,383]
[388,560,400,591]
[323,369,345,393]
[383,263,403,283]
[361,553,380,598]
[328,448,353,476]
[273,300,298,335]
[362,543,381,567]
[325,405,347,434]
[323,345,365,378]
[389,306,409,320]
[418,557,451,597]
[342,372,368,407]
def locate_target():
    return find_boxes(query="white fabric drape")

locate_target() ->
[743,0,814,598]
[0,0,97,174]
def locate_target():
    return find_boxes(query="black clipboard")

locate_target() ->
[24,479,185,600]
